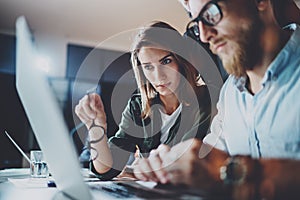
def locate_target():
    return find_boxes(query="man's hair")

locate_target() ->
[271,0,300,26]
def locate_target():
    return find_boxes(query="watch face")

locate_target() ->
[220,157,247,185]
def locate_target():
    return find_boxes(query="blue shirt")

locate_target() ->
[204,25,300,159]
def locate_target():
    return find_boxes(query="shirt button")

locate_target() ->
[272,76,277,81]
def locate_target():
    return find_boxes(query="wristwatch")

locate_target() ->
[219,156,248,185]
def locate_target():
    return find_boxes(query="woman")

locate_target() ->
[75,21,211,180]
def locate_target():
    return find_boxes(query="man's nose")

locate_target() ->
[199,21,216,43]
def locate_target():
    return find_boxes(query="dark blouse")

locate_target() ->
[91,85,211,180]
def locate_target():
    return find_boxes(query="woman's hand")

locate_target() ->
[75,93,107,131]
[134,144,171,183]
[75,93,112,174]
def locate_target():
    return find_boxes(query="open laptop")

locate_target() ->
[16,16,94,199]
[15,16,215,200]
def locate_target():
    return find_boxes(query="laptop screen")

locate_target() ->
[15,16,92,200]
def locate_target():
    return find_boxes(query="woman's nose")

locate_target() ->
[155,67,167,81]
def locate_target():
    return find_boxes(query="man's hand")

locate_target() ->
[134,138,229,190]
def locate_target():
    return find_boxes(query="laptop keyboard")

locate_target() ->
[89,182,176,199]
[90,182,137,198]
[88,181,229,199]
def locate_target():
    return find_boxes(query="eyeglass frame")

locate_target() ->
[186,0,223,38]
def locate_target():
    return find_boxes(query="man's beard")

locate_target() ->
[221,42,247,77]
[219,21,262,78]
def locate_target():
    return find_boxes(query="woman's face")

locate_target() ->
[138,47,181,97]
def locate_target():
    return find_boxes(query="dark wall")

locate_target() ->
[66,44,136,142]
[0,34,16,74]
[0,34,39,169]
[0,73,39,169]
[0,35,136,168]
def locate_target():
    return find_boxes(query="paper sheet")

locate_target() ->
[0,168,30,178]
[136,181,157,188]
[8,177,51,188]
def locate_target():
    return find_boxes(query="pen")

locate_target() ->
[86,86,98,124]
[124,165,134,174]
[135,145,144,158]
[4,130,31,163]
[86,86,98,96]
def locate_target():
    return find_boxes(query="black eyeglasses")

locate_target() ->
[186,1,223,39]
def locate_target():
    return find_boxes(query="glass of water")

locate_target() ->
[30,150,49,178]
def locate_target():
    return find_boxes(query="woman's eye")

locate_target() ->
[161,58,172,65]
[143,65,154,70]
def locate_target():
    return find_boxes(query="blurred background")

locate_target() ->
[0,0,189,169]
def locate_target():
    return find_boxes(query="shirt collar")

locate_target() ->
[234,76,247,92]
[261,24,300,84]
[234,24,300,91]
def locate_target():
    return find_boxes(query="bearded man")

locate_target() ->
[134,0,300,199]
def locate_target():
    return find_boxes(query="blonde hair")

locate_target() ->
[131,21,200,118]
